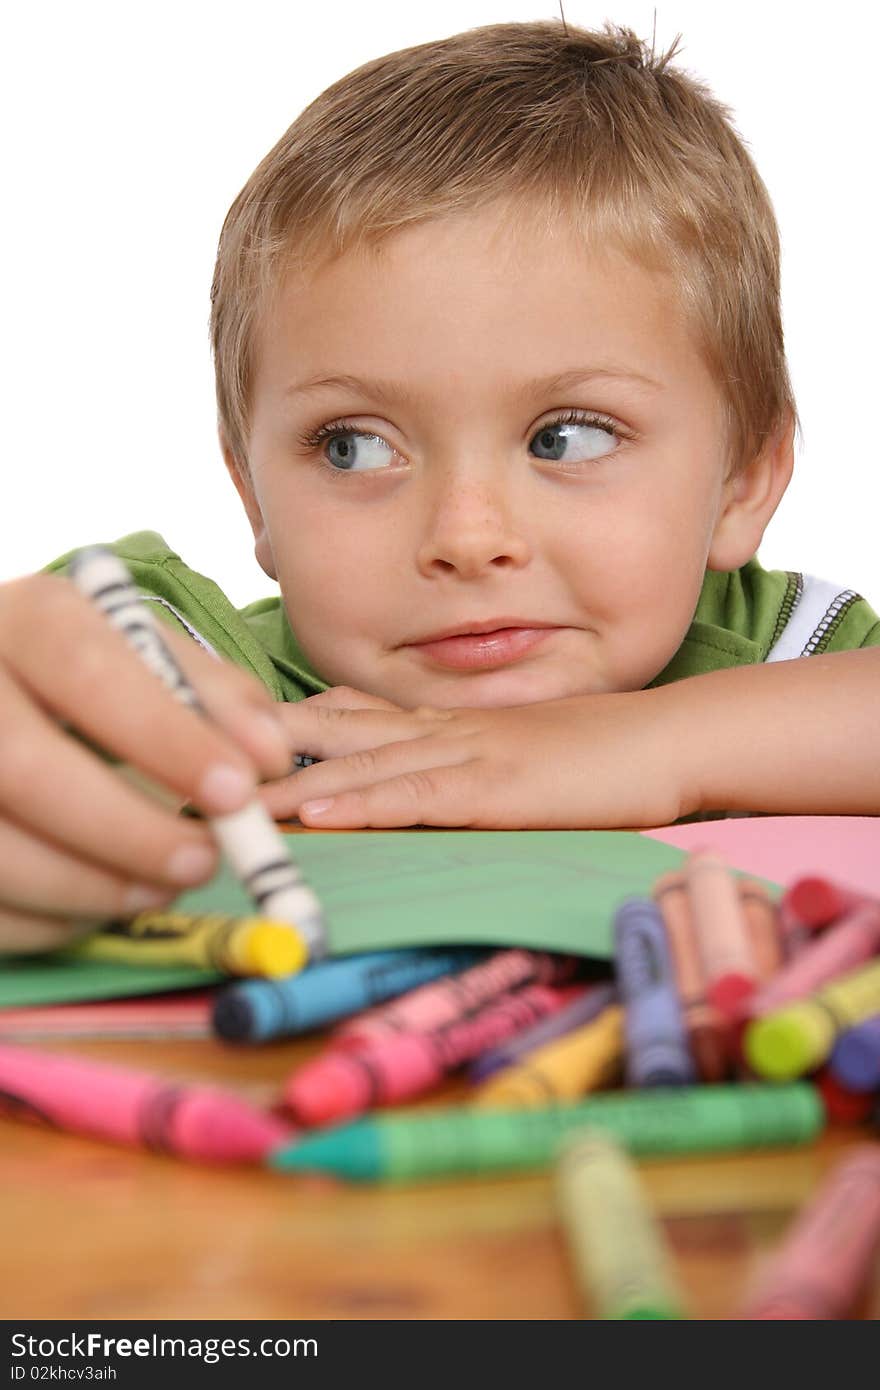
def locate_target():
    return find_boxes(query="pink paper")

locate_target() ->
[643,816,880,897]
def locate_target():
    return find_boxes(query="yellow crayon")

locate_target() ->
[66,911,309,979]
[745,957,880,1081]
[555,1129,688,1319]
[472,1005,624,1108]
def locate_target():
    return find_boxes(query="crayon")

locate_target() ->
[333,948,586,1043]
[828,1013,880,1093]
[652,871,730,1082]
[744,958,880,1081]
[748,900,880,1019]
[556,1130,688,1319]
[285,983,583,1125]
[468,983,618,1083]
[737,1146,880,1318]
[472,1004,624,1108]
[685,851,757,1020]
[65,910,309,978]
[0,1043,294,1163]
[814,1070,875,1127]
[613,897,695,1086]
[782,876,873,932]
[268,1083,824,1182]
[872,1094,880,1136]
[212,948,481,1042]
[738,880,784,981]
[69,546,327,958]
[0,993,213,1042]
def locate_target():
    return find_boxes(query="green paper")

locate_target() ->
[176,829,780,956]
[0,960,222,1008]
[0,830,782,1008]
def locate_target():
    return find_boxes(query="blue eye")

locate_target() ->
[530,410,619,463]
[296,408,623,474]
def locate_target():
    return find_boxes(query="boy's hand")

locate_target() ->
[260,685,695,830]
[0,573,293,953]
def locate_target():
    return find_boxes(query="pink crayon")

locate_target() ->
[685,851,758,1022]
[333,948,585,1043]
[782,876,874,933]
[748,900,880,1020]
[286,983,584,1126]
[0,1043,295,1164]
[737,1146,880,1319]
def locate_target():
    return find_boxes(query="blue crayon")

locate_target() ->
[828,1012,880,1093]
[468,983,619,1083]
[211,948,482,1042]
[614,897,696,1087]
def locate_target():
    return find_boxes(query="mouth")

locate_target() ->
[402,622,563,672]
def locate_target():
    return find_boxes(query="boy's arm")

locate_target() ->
[675,646,880,818]
[261,648,880,828]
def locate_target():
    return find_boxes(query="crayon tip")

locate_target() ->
[174,1091,298,1163]
[268,1118,382,1180]
[231,920,309,978]
[285,1053,370,1127]
[212,990,259,1042]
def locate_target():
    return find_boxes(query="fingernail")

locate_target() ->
[166,843,218,884]
[198,762,255,811]
[123,884,175,913]
[300,798,335,817]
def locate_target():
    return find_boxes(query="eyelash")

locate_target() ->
[295,409,626,475]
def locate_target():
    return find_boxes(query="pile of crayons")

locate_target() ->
[1,853,879,1319]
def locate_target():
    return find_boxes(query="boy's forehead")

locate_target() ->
[255,206,703,400]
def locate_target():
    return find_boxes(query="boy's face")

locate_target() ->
[239,200,744,709]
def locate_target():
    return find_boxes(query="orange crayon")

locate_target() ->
[738,880,784,981]
[652,871,729,1081]
[737,1146,880,1318]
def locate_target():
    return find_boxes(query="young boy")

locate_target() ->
[0,20,877,953]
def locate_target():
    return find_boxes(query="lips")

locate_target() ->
[404,625,560,672]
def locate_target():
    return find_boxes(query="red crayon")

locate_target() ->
[0,1043,294,1164]
[286,983,583,1126]
[782,877,874,933]
[748,900,880,1020]
[333,948,584,1043]
[737,1146,880,1319]
[814,1071,874,1127]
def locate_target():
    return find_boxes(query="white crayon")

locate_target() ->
[69,547,327,956]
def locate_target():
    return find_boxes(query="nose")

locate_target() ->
[415,469,532,580]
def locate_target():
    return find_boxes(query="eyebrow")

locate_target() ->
[283,365,662,405]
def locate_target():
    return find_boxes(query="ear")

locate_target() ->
[219,427,278,581]
[707,410,795,572]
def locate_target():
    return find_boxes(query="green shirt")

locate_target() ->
[46,529,880,701]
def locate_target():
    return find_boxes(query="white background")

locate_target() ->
[3,1,878,607]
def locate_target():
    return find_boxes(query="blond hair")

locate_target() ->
[210,19,798,477]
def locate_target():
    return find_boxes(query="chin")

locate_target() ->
[414,671,581,709]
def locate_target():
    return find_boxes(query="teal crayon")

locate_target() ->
[268,1082,823,1183]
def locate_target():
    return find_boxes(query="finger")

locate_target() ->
[0,667,220,889]
[275,703,454,769]
[159,624,291,779]
[0,574,283,812]
[295,763,482,829]
[296,685,405,712]
[258,731,469,820]
[0,815,175,919]
[0,906,95,956]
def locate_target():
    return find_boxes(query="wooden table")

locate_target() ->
[1,1031,877,1320]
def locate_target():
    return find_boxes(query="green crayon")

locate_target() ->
[745,958,880,1081]
[268,1083,823,1183]
[556,1130,689,1319]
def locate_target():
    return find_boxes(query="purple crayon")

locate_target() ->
[468,983,618,1083]
[614,897,696,1087]
[828,1012,880,1093]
